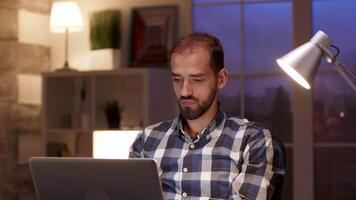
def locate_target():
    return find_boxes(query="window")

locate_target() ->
[193,0,356,199]
[313,0,356,199]
[193,1,293,199]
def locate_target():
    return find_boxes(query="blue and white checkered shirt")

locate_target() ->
[129,107,284,199]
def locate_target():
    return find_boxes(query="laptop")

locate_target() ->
[29,157,164,200]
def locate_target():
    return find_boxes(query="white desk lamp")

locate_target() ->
[277,30,356,93]
[50,1,83,71]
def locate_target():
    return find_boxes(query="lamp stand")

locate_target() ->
[56,29,77,72]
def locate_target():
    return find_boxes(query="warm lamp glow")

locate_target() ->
[93,130,140,159]
[49,1,83,70]
[277,59,311,89]
[50,1,83,33]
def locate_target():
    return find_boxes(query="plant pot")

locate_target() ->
[89,49,122,70]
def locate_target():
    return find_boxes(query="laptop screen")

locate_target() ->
[29,157,163,200]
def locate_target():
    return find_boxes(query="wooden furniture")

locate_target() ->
[42,68,177,157]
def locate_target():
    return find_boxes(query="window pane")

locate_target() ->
[245,76,293,142]
[313,0,356,69]
[193,5,241,73]
[244,2,292,72]
[219,78,241,116]
[313,72,356,142]
[315,147,356,200]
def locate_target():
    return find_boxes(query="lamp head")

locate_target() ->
[276,31,332,89]
[50,1,83,33]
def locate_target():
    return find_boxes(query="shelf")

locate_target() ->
[44,128,92,134]
[42,68,177,157]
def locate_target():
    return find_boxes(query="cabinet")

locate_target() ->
[42,68,177,157]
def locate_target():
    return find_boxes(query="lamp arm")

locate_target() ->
[319,45,356,93]
[332,59,356,93]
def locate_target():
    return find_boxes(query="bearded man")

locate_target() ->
[130,32,285,200]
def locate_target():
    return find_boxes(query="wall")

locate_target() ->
[50,0,192,70]
[0,0,50,199]
[0,0,191,198]
[0,0,190,198]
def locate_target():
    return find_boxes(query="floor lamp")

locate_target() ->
[277,30,356,93]
[50,1,84,71]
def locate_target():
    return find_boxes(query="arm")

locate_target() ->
[231,127,284,200]
[129,130,145,158]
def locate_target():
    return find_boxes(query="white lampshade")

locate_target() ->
[93,130,140,159]
[50,1,83,33]
[276,42,322,89]
[276,31,331,89]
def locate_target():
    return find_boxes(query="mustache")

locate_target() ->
[179,96,198,101]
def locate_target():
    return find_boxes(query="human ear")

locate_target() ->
[217,68,228,89]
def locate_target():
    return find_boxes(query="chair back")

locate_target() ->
[270,137,286,200]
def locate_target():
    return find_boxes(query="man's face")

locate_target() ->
[170,47,218,120]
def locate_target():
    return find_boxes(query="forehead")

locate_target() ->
[170,47,212,74]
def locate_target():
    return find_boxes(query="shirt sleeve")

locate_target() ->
[129,129,145,158]
[231,126,283,200]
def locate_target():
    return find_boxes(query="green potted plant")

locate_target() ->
[89,9,121,70]
[102,100,123,129]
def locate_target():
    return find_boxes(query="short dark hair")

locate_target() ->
[169,32,224,74]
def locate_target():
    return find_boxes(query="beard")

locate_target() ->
[178,87,217,120]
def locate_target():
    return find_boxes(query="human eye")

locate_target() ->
[172,76,182,82]
[190,74,205,83]
[193,78,204,82]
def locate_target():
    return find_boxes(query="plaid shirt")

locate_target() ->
[130,107,284,200]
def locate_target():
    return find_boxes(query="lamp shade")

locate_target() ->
[50,1,83,33]
[276,31,332,89]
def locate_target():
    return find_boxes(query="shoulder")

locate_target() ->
[140,118,177,140]
[143,118,176,132]
[224,114,272,142]
[224,115,267,131]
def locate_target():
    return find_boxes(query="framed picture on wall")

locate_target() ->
[129,6,178,67]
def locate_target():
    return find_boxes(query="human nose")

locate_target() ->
[181,79,193,97]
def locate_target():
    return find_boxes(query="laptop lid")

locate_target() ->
[29,157,163,200]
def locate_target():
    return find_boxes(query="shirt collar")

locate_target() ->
[176,103,226,139]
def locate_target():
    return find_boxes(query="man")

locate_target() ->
[130,33,284,199]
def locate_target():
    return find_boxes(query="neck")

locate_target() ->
[184,99,219,139]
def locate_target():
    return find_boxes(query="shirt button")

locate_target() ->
[182,192,187,197]
[183,167,188,172]
[190,144,195,149]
